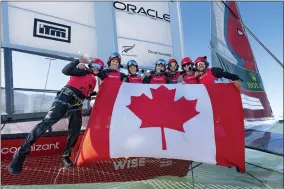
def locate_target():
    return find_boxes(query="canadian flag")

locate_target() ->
[76,80,245,172]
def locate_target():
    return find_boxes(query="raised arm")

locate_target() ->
[62,59,89,76]
[211,67,242,81]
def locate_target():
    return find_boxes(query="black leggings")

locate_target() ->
[17,88,83,158]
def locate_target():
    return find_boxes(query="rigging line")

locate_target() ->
[221,1,284,69]
[245,162,283,174]
[190,161,195,189]
[227,159,271,188]
[1,123,7,131]
[187,162,203,172]
[40,58,54,112]
[244,169,272,189]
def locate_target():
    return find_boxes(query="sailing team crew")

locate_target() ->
[166,58,181,83]
[8,55,104,174]
[195,56,242,87]
[8,52,242,175]
[178,57,199,84]
[123,60,143,83]
[143,59,174,84]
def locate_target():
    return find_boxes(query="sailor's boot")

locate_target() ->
[62,108,82,169]
[8,152,27,175]
[62,156,74,168]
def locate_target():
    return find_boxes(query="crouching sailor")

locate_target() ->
[8,55,104,174]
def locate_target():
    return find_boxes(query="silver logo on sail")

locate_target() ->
[122,44,135,53]
[121,44,137,57]
[33,18,71,43]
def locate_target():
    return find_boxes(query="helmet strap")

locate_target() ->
[199,67,209,75]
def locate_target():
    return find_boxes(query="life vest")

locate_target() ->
[150,75,167,84]
[169,71,180,83]
[183,73,199,84]
[66,74,97,97]
[128,75,143,83]
[198,68,218,84]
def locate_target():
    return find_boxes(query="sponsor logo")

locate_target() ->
[159,159,173,167]
[113,1,170,22]
[122,44,135,53]
[121,44,138,57]
[107,74,120,78]
[246,72,263,89]
[153,77,165,81]
[246,82,264,89]
[113,158,146,170]
[1,142,60,154]
[148,49,171,57]
[33,18,71,43]
[250,72,257,81]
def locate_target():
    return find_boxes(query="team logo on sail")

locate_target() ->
[113,1,170,22]
[33,18,71,43]
[236,29,244,36]
[121,44,137,57]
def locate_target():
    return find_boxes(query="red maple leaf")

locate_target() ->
[127,85,199,150]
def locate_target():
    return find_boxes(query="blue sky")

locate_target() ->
[181,1,283,118]
[1,2,283,118]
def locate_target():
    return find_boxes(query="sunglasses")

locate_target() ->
[127,60,138,66]
[110,53,121,60]
[197,62,206,66]
[182,62,193,67]
[89,63,102,70]
[156,60,166,65]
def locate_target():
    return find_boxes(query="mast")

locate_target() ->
[0,2,2,123]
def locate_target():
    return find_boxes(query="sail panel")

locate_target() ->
[114,1,175,68]
[211,1,273,119]
[4,2,97,58]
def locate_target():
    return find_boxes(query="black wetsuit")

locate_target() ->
[8,59,97,174]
